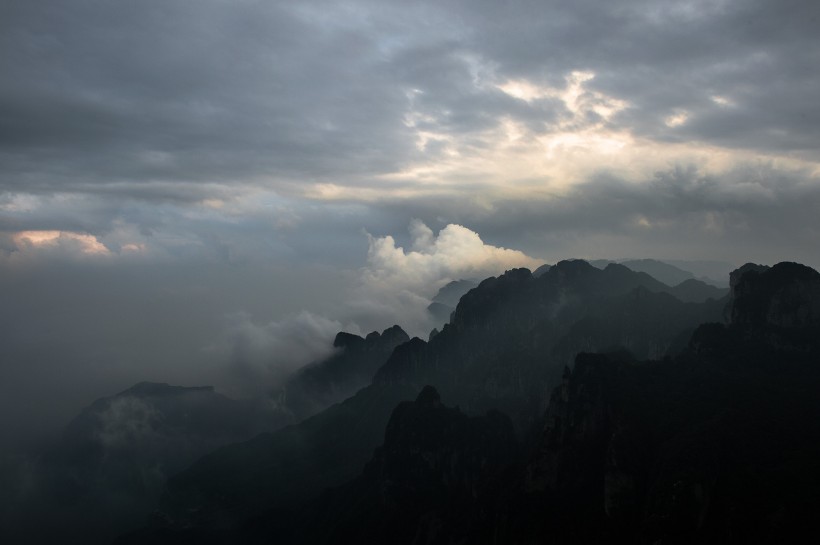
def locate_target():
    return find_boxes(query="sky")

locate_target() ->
[1,0,820,446]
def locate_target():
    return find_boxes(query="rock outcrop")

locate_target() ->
[281,325,409,419]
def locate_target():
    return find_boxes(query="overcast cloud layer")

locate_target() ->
[2,0,820,447]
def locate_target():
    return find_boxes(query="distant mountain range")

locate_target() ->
[587,258,733,287]
[427,279,479,327]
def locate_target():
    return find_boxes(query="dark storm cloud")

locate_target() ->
[2,0,816,200]
[0,0,419,196]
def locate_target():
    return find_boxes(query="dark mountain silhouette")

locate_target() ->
[517,261,820,544]
[279,325,409,420]
[135,260,819,545]
[144,260,727,535]
[157,381,421,531]
[240,385,520,545]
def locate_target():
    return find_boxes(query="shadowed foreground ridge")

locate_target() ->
[117,261,820,544]
[243,385,520,544]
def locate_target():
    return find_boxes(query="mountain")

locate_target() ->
[667,277,729,303]
[518,261,820,543]
[590,258,696,286]
[280,325,409,420]
[664,259,735,287]
[376,261,724,429]
[533,263,551,277]
[431,279,479,308]
[590,258,733,288]
[727,261,820,330]
[10,325,409,544]
[147,260,727,535]
[241,386,520,545]
[158,382,420,530]
[208,261,819,545]
[426,279,478,327]
[17,382,288,544]
[426,301,455,325]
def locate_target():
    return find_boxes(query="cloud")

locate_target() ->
[2,0,818,206]
[404,163,820,269]
[364,220,540,294]
[11,230,110,256]
[193,220,542,392]
[1,1,818,266]
[344,220,541,335]
[212,311,351,397]
[96,396,162,450]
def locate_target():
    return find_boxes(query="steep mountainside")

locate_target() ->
[208,261,820,545]
[150,260,727,534]
[376,261,724,430]
[159,382,420,529]
[517,262,820,543]
[241,386,520,545]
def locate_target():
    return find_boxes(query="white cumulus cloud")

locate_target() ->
[349,220,542,336]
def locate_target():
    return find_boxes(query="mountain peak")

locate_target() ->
[729,261,820,330]
[551,259,595,278]
[380,324,409,343]
[332,331,364,349]
[415,385,441,405]
[729,262,769,290]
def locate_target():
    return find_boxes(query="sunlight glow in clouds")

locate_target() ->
[13,231,110,255]
[497,71,629,125]
[664,110,690,128]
